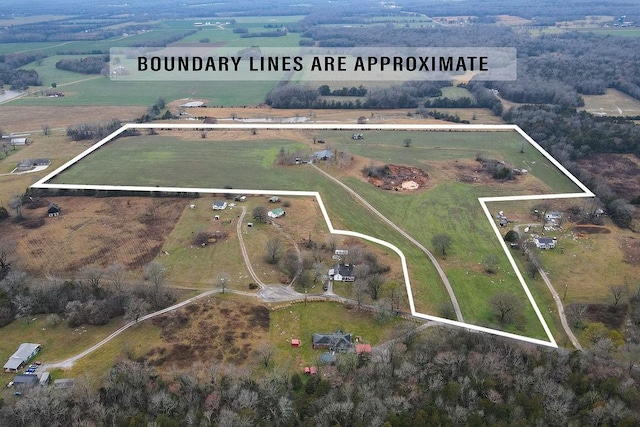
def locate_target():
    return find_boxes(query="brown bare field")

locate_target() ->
[534,219,639,303]
[143,297,270,368]
[580,88,640,117]
[166,103,503,125]
[578,153,640,200]
[0,106,146,134]
[495,15,533,25]
[1,196,186,278]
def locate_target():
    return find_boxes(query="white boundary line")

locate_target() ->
[32,123,595,348]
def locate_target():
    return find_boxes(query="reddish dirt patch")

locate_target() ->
[364,164,429,191]
[1,196,186,277]
[145,299,269,368]
[620,236,640,264]
[572,225,612,234]
[578,153,640,200]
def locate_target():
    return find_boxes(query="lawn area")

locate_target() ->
[157,196,248,290]
[51,134,310,187]
[0,315,126,370]
[269,301,409,369]
[431,85,476,101]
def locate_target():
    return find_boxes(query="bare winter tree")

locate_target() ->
[252,205,268,223]
[489,292,523,324]
[0,238,18,280]
[106,262,127,294]
[610,284,627,308]
[125,297,151,323]
[143,261,167,308]
[9,195,23,220]
[217,273,230,294]
[265,238,283,265]
[256,343,276,368]
[367,274,385,301]
[78,265,105,291]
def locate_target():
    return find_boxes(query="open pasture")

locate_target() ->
[40,126,586,340]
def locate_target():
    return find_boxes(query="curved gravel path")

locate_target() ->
[310,163,464,322]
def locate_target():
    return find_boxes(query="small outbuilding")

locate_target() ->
[47,204,60,217]
[268,208,285,219]
[212,201,227,210]
[291,339,301,348]
[355,343,372,354]
[53,378,75,389]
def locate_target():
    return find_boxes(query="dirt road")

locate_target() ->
[310,163,464,322]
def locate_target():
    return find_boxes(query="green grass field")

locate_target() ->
[13,77,275,106]
[319,129,581,194]
[269,301,406,368]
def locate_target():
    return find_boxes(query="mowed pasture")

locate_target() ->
[42,128,584,339]
[580,88,640,117]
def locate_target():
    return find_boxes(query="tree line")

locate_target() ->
[55,55,109,75]
[0,246,175,329]
[2,322,639,426]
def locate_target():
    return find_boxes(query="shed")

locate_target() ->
[47,204,60,217]
[39,372,50,386]
[3,343,41,372]
[356,343,372,354]
[268,208,285,219]
[291,339,301,348]
[11,137,27,146]
[53,378,75,389]
[309,366,317,375]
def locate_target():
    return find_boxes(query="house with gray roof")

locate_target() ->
[312,331,352,351]
[3,343,41,372]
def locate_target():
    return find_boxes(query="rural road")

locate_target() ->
[513,224,582,350]
[310,163,464,322]
[236,206,266,288]
[538,267,583,350]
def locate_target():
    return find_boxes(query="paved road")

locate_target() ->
[310,163,464,322]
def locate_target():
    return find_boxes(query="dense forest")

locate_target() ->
[1,326,639,426]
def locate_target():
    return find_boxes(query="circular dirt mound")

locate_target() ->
[572,225,611,234]
[364,164,428,191]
